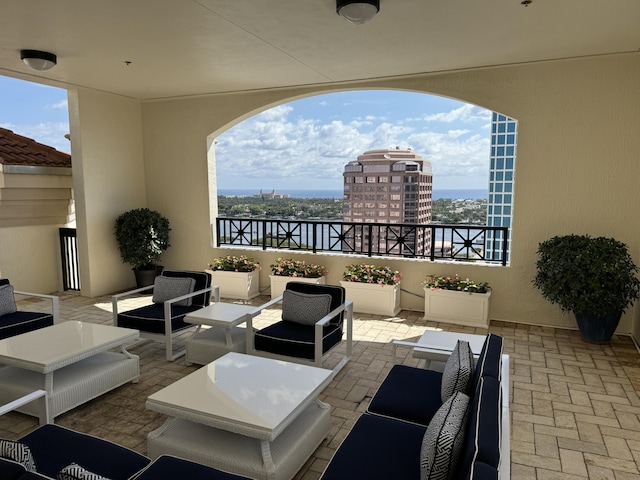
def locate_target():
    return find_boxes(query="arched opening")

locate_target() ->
[207,90,517,264]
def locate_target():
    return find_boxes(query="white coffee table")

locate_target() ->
[146,352,332,480]
[184,302,258,365]
[393,330,486,371]
[0,321,139,423]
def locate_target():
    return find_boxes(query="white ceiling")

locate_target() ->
[1,0,638,100]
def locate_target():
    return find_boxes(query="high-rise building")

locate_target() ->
[486,112,517,263]
[343,148,432,255]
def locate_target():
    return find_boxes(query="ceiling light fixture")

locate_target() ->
[20,49,57,71]
[336,0,380,25]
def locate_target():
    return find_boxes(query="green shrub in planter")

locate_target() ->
[114,208,171,272]
[533,234,640,342]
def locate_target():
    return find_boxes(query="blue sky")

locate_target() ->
[0,76,492,190]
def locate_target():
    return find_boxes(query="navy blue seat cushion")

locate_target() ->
[19,424,150,480]
[254,282,346,360]
[0,311,54,340]
[132,455,252,480]
[320,413,426,480]
[0,457,29,480]
[472,334,503,387]
[117,303,202,334]
[254,320,343,360]
[456,376,502,477]
[367,365,444,426]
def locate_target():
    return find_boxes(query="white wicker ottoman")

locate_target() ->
[186,325,246,365]
[148,400,330,480]
[146,353,334,480]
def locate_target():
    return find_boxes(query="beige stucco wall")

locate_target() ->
[68,88,146,296]
[72,52,640,337]
[0,225,64,293]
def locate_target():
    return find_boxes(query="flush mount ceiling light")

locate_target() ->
[20,49,57,71]
[336,0,380,25]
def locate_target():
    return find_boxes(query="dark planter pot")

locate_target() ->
[133,266,164,288]
[574,311,622,344]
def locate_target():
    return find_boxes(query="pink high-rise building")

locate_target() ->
[343,148,432,255]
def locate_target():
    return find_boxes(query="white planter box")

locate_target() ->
[210,270,260,300]
[269,275,326,298]
[423,288,491,328]
[340,281,401,317]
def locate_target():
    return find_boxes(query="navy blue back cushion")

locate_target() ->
[134,455,252,480]
[466,460,499,480]
[20,424,150,480]
[472,334,503,388]
[367,364,444,426]
[456,376,502,477]
[162,270,212,306]
[320,414,425,480]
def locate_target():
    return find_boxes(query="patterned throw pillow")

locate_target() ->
[441,340,474,403]
[0,284,17,316]
[0,439,37,472]
[282,290,332,326]
[420,391,470,480]
[57,463,111,480]
[152,276,196,307]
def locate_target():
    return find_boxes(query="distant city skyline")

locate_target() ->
[0,76,493,191]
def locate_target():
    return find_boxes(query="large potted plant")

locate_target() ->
[269,258,328,298]
[423,274,491,328]
[340,263,402,316]
[533,234,640,343]
[208,255,261,300]
[114,208,171,287]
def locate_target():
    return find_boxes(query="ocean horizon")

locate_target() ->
[219,188,488,200]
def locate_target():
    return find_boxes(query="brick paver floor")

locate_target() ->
[2,291,640,479]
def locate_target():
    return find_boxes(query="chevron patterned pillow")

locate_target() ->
[282,290,332,326]
[152,276,196,307]
[0,284,17,316]
[57,462,111,480]
[420,391,470,480]
[440,340,474,402]
[0,439,36,472]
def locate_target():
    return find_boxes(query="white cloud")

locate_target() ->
[48,99,68,110]
[216,94,494,190]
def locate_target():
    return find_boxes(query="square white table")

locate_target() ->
[393,330,486,371]
[183,302,258,365]
[0,321,139,423]
[146,352,333,480]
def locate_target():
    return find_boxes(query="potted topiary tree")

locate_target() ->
[533,234,640,343]
[114,208,171,287]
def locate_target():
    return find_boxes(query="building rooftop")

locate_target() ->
[0,128,71,168]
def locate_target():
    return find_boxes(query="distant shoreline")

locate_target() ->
[218,188,488,200]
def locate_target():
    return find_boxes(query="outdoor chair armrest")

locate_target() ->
[13,290,59,324]
[111,285,155,325]
[0,390,49,424]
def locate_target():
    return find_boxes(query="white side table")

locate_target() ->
[393,330,486,372]
[184,303,257,365]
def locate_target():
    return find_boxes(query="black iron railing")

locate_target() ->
[216,217,509,265]
[59,227,81,290]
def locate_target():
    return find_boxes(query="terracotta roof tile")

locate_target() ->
[0,127,71,168]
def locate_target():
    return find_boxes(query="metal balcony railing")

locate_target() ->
[216,217,509,265]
